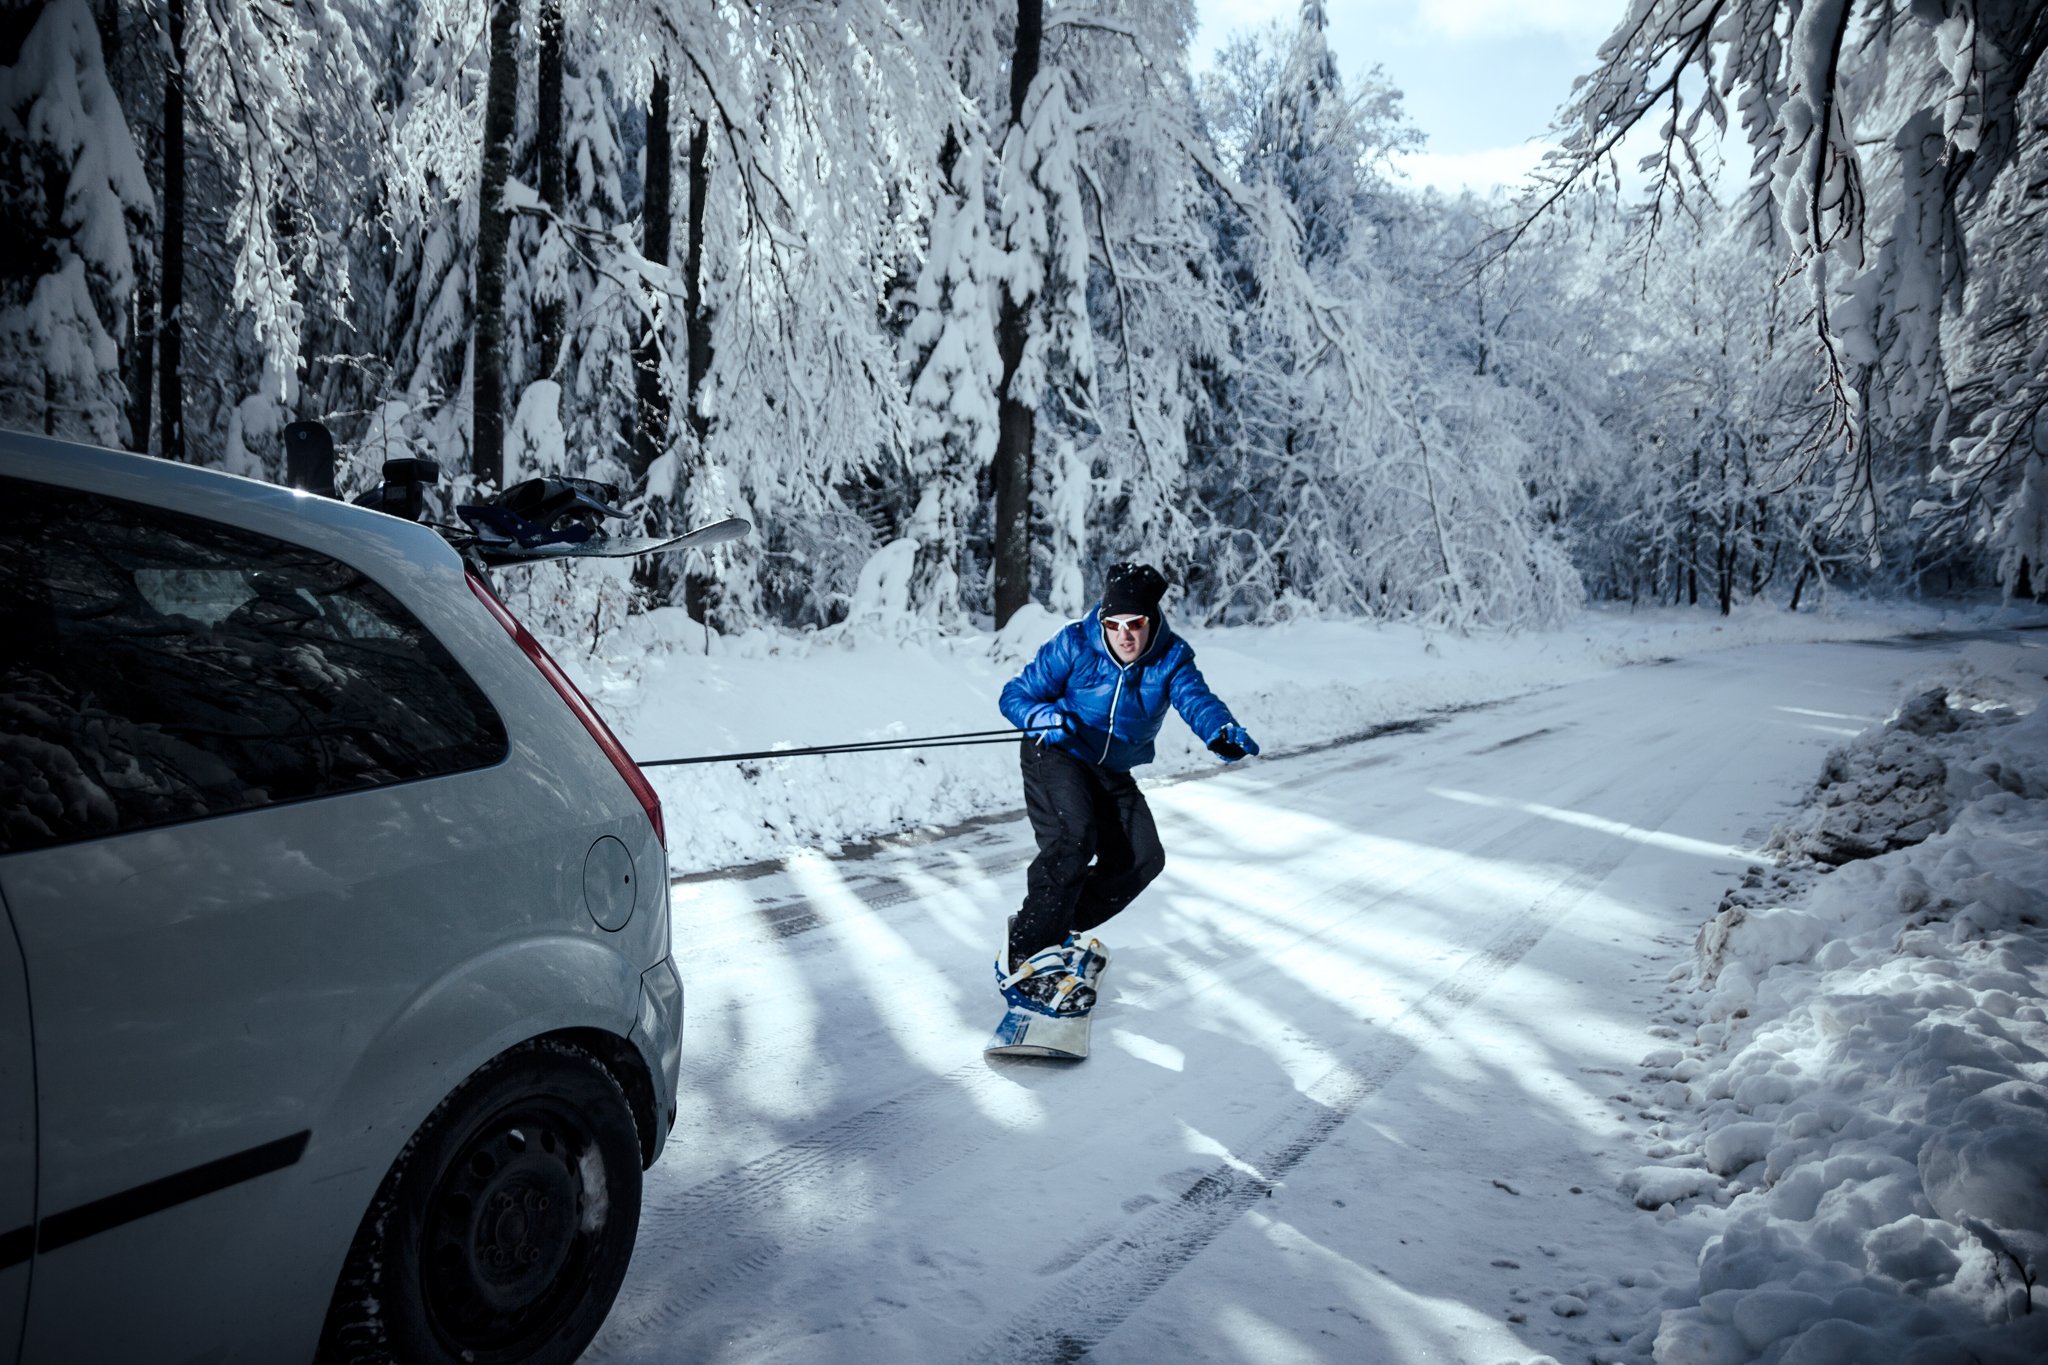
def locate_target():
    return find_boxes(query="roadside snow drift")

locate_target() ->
[1621,646,2048,1365]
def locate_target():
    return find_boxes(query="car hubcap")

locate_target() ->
[424,1112,592,1354]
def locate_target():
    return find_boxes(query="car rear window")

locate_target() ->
[0,475,509,854]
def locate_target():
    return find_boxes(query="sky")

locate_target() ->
[1189,0,1629,195]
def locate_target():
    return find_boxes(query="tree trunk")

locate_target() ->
[96,0,148,450]
[631,68,671,482]
[1474,275,1488,377]
[1751,493,1768,598]
[158,0,185,462]
[1685,448,1700,607]
[535,0,564,375]
[92,0,117,61]
[679,113,718,623]
[471,0,519,489]
[128,260,154,453]
[683,115,711,442]
[1717,444,1733,616]
[1722,479,1732,613]
[990,0,1044,628]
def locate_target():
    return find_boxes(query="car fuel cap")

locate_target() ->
[583,835,638,931]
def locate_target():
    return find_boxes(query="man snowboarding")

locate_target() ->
[990,562,1259,1056]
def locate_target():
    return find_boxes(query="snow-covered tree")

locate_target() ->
[472,0,518,488]
[989,0,1047,627]
[1540,0,2048,593]
[498,28,637,490]
[0,0,152,446]
[1043,0,1229,613]
[899,130,1002,624]
[630,63,671,484]
[366,4,482,492]
[1589,206,1840,610]
[10,0,1868,640]
[993,62,1094,621]
[1192,4,1578,629]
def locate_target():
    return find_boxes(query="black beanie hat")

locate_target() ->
[1100,562,1168,619]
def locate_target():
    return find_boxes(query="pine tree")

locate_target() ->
[900,128,1002,623]
[0,0,152,446]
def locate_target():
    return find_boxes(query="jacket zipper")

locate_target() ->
[1100,668,1128,764]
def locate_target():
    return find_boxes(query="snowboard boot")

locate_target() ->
[995,944,1096,1018]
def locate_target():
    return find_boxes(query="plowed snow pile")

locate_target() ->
[1619,649,2048,1365]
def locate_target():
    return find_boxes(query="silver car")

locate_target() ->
[0,433,681,1365]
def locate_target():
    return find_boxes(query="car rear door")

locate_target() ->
[1,893,31,1364]
[0,475,533,1363]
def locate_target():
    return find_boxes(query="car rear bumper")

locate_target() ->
[635,955,684,1158]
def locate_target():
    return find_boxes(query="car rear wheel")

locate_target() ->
[318,1040,643,1365]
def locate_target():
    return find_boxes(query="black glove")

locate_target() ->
[1208,723,1259,762]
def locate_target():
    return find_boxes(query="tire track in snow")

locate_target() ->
[593,1060,1016,1352]
[954,774,1703,1365]
[1467,724,1567,755]
[592,803,1578,1359]
[670,754,1576,1147]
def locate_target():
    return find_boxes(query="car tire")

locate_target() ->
[317,1039,643,1365]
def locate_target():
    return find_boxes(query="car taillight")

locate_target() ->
[467,570,666,848]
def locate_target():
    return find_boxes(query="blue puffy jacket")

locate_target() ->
[1000,608,1236,772]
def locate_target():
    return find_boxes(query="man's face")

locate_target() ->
[1103,613,1149,663]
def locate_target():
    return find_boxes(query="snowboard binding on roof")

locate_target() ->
[458,476,630,551]
[282,419,748,568]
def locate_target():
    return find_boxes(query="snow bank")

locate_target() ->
[1614,640,2048,1365]
[551,595,2044,875]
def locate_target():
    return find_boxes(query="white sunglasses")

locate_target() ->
[1104,615,1147,634]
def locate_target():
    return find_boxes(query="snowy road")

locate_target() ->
[587,635,1974,1365]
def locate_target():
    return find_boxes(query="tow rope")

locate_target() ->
[640,726,1054,768]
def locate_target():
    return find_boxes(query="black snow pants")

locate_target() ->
[1009,741,1165,967]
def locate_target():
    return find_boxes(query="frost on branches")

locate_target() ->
[1193,4,1579,630]
[0,0,150,445]
[900,133,1001,625]
[9,0,2028,649]
[1543,0,2048,594]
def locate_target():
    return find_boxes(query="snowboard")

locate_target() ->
[465,514,750,566]
[984,1005,1091,1060]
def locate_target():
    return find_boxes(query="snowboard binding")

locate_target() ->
[995,947,1095,1018]
[986,922,1108,1059]
[1062,931,1109,990]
